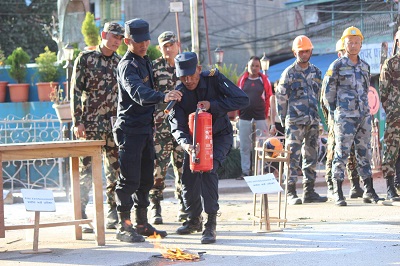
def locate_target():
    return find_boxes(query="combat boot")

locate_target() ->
[177,195,189,222]
[116,211,145,243]
[81,205,94,233]
[135,208,167,238]
[386,176,400,201]
[287,183,302,205]
[201,213,217,244]
[332,179,347,206]
[150,198,163,225]
[106,204,118,229]
[302,181,328,203]
[362,177,385,203]
[176,216,203,235]
[349,177,364,198]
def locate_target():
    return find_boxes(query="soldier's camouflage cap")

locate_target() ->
[125,18,150,43]
[175,52,198,78]
[103,22,125,36]
[158,31,177,47]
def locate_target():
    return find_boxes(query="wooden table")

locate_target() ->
[0,140,106,246]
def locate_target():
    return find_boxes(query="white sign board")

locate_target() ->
[244,173,283,194]
[21,189,56,212]
[170,2,183,13]
[359,42,393,74]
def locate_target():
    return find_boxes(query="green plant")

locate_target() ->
[82,12,100,47]
[35,46,60,82]
[147,44,162,60]
[117,41,128,56]
[7,47,31,83]
[214,63,240,84]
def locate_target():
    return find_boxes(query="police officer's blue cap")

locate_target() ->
[175,52,198,78]
[125,18,150,43]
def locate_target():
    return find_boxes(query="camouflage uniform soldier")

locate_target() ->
[276,35,327,205]
[323,26,384,206]
[379,29,400,201]
[321,39,364,200]
[150,31,186,224]
[71,22,125,232]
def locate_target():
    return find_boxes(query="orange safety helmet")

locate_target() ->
[292,35,313,51]
[341,26,364,41]
[335,39,345,52]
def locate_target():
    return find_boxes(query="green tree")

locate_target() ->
[147,45,162,60]
[0,0,57,62]
[7,47,31,83]
[82,12,100,47]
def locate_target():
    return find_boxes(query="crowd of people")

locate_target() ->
[69,17,400,245]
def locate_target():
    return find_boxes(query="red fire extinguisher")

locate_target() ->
[188,107,213,172]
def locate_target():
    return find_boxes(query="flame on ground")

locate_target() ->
[149,232,200,261]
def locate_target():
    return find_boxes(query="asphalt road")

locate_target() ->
[1,177,399,266]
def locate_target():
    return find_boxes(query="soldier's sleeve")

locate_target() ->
[121,59,165,106]
[275,70,289,127]
[379,58,392,111]
[320,75,329,121]
[323,62,338,117]
[70,53,85,127]
[208,70,249,116]
[168,101,192,148]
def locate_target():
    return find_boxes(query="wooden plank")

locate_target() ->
[4,219,92,230]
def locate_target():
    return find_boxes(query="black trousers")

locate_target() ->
[114,129,155,213]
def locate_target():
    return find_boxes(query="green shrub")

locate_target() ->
[35,46,60,82]
[82,12,100,47]
[7,47,30,83]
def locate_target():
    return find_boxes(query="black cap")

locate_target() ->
[125,18,150,42]
[174,52,198,78]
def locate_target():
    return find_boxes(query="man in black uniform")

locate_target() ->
[169,52,249,244]
[113,18,182,243]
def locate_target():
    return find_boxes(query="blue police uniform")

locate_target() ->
[113,18,167,243]
[169,52,249,244]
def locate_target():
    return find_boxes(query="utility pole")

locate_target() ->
[190,0,200,56]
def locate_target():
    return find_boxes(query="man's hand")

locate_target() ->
[182,143,200,155]
[73,124,86,139]
[164,90,182,103]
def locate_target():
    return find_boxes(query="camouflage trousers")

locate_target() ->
[79,131,119,208]
[332,115,372,181]
[150,131,184,201]
[382,119,400,179]
[325,115,358,182]
[285,123,319,184]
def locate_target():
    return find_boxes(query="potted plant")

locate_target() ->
[50,84,72,123]
[35,46,61,101]
[0,47,7,102]
[6,47,31,102]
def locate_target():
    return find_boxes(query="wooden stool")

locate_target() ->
[252,141,291,232]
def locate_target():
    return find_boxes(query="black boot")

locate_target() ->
[333,179,347,206]
[106,204,118,229]
[287,183,302,205]
[201,213,217,244]
[302,181,328,203]
[363,177,385,203]
[386,176,400,201]
[116,211,145,243]
[349,177,364,198]
[81,205,94,233]
[135,208,167,238]
[176,216,203,235]
[150,198,163,225]
[177,195,189,222]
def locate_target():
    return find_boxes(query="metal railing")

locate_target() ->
[1,113,67,192]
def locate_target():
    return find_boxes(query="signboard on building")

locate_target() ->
[359,42,393,74]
